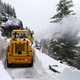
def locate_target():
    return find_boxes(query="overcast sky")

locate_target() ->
[2,0,80,40]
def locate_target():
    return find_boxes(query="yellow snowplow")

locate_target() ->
[6,30,34,67]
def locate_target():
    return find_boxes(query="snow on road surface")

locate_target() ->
[36,50,80,80]
[0,61,12,80]
[57,67,80,80]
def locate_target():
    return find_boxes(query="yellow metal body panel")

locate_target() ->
[7,30,34,65]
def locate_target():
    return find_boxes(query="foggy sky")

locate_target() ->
[2,0,80,40]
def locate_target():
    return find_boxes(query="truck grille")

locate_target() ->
[15,43,25,54]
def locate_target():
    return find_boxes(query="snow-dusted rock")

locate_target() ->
[1,17,23,28]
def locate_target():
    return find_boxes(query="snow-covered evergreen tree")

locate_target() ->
[0,0,23,37]
[48,31,80,69]
[0,0,16,24]
[3,3,16,18]
[50,0,75,23]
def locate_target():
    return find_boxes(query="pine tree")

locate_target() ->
[12,8,16,18]
[48,31,79,63]
[50,0,75,23]
[4,3,16,18]
[0,0,16,24]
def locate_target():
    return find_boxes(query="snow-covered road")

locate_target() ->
[0,48,54,80]
[5,49,53,80]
